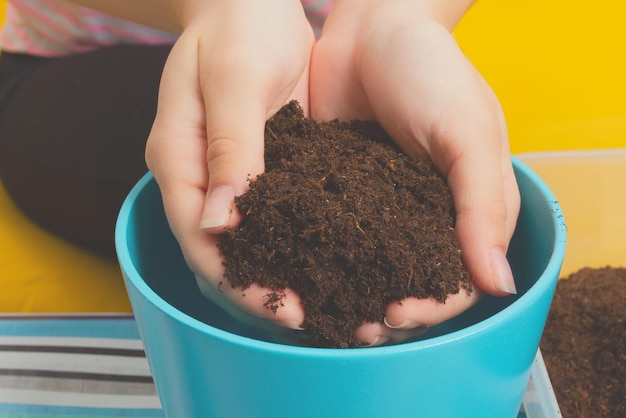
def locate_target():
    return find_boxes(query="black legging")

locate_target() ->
[0,45,172,256]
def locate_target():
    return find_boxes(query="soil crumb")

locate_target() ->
[218,101,471,348]
[541,266,626,417]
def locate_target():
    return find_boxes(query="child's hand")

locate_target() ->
[310,0,520,345]
[147,0,520,347]
[145,0,313,332]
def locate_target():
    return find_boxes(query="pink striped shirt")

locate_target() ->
[0,0,335,57]
[302,0,335,37]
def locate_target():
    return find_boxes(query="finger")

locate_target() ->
[499,124,521,243]
[195,275,305,331]
[355,286,482,347]
[383,285,483,329]
[146,34,212,265]
[196,73,267,232]
[440,103,519,297]
[354,321,430,347]
[196,49,312,233]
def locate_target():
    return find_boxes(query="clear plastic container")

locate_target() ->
[520,350,562,417]
[519,149,626,277]
[517,149,626,417]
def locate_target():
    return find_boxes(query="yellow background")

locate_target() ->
[1,0,625,312]
[456,0,626,153]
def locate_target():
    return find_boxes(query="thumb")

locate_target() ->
[197,100,267,233]
[445,141,520,297]
[197,69,310,233]
[195,42,311,233]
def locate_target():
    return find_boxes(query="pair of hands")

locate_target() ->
[145,0,520,346]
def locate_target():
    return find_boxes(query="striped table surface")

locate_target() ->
[0,314,556,418]
[0,314,164,417]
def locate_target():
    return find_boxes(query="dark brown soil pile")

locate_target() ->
[218,101,471,348]
[541,267,626,417]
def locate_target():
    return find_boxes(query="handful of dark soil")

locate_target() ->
[218,101,471,348]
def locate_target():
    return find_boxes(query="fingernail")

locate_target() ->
[367,335,391,347]
[199,185,235,229]
[490,247,518,294]
[383,317,419,330]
